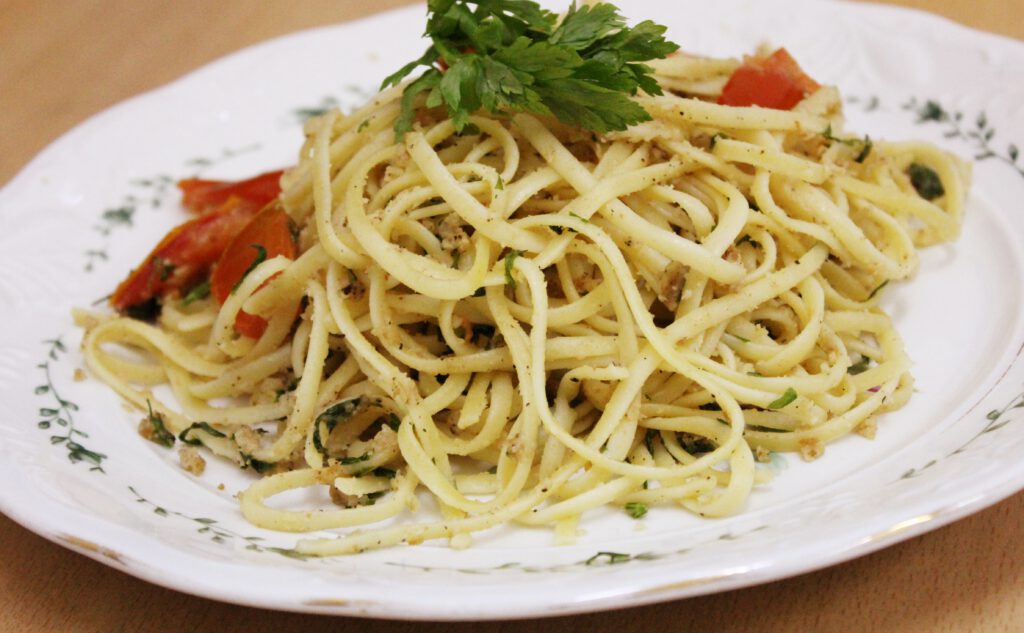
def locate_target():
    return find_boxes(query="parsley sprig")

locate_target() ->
[382,0,678,138]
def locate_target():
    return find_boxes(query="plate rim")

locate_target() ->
[3,0,1024,620]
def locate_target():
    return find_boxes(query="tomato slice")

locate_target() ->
[210,202,297,338]
[110,196,265,313]
[178,170,284,215]
[718,48,819,110]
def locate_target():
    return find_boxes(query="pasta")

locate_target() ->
[77,43,969,555]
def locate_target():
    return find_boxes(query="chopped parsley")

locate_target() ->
[908,163,945,200]
[240,453,274,473]
[178,421,227,446]
[153,257,176,282]
[312,397,363,458]
[678,432,715,454]
[180,279,211,306]
[624,501,648,519]
[141,400,175,448]
[822,124,872,163]
[340,454,371,465]
[848,356,873,375]
[385,413,402,431]
[644,428,657,454]
[867,280,889,300]
[504,249,523,290]
[767,387,798,410]
[231,244,268,293]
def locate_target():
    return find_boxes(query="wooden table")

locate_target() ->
[2,1,1022,630]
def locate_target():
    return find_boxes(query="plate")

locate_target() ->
[2,0,1024,621]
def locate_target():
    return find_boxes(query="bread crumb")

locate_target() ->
[137,418,156,442]
[74,368,86,382]
[798,439,824,461]
[754,445,771,463]
[178,446,206,476]
[438,213,470,254]
[329,485,360,508]
[234,426,261,454]
[856,417,877,439]
[217,483,225,491]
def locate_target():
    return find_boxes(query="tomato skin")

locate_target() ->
[178,170,284,215]
[210,202,297,338]
[112,170,287,321]
[718,48,819,110]
[110,196,264,312]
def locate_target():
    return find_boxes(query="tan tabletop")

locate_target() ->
[2,1,1023,631]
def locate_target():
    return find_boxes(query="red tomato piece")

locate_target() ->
[210,202,297,338]
[178,170,284,215]
[110,196,265,313]
[718,48,820,110]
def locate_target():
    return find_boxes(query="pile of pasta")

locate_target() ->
[80,51,969,555]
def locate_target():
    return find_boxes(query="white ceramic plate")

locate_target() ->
[2,0,1024,620]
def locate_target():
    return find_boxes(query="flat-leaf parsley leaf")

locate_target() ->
[383,1,678,138]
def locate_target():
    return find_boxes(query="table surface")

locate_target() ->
[2,0,1022,631]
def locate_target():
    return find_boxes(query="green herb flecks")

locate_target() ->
[822,124,873,163]
[178,421,227,446]
[504,249,523,290]
[181,280,211,306]
[383,1,679,138]
[142,400,176,448]
[340,454,371,466]
[240,452,275,473]
[907,163,945,200]
[767,387,797,410]
[679,432,716,454]
[231,244,268,293]
[385,413,402,431]
[624,502,648,519]
[848,356,873,375]
[867,279,889,300]
[644,428,657,455]
[312,397,364,459]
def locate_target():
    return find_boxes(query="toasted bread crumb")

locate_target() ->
[798,439,824,462]
[178,445,206,476]
[856,417,877,439]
